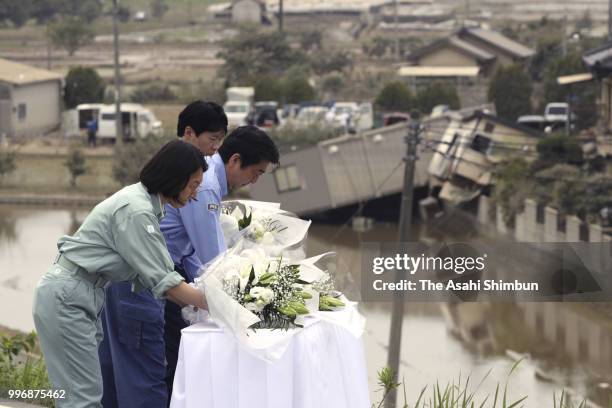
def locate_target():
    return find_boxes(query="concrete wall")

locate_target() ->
[477,195,612,243]
[480,195,612,376]
[11,80,61,137]
[520,302,612,374]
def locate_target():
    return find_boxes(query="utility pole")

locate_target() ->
[562,0,568,56]
[112,0,123,146]
[609,0,612,40]
[279,0,284,33]
[384,113,421,408]
[45,23,53,70]
[566,87,572,136]
[394,0,400,59]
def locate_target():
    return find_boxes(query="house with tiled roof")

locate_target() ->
[399,27,534,107]
[406,27,534,77]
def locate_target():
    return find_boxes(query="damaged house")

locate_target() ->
[428,110,542,204]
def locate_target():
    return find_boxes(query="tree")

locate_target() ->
[543,51,584,103]
[30,0,102,25]
[64,67,104,109]
[130,84,176,103]
[151,0,169,19]
[113,136,173,186]
[363,37,391,59]
[487,64,533,122]
[64,149,87,188]
[321,73,344,97]
[59,0,102,23]
[310,50,353,75]
[49,17,95,56]
[299,30,322,52]
[0,0,33,27]
[31,0,63,24]
[543,51,598,130]
[529,33,562,81]
[0,148,16,184]
[535,133,583,168]
[219,27,306,85]
[117,5,131,23]
[270,123,339,150]
[494,158,535,226]
[254,76,285,103]
[535,164,585,217]
[374,81,413,112]
[283,75,316,104]
[416,81,460,114]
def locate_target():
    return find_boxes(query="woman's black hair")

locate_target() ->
[218,125,280,167]
[177,100,228,137]
[140,140,206,200]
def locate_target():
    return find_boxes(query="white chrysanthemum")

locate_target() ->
[250,287,275,306]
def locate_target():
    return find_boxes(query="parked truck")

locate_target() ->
[223,87,254,128]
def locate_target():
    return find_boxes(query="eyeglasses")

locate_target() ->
[206,133,225,145]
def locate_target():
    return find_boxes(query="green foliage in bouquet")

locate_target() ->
[238,211,252,230]
[230,261,310,330]
[319,295,345,311]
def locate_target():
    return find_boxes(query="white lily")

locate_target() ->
[260,231,275,245]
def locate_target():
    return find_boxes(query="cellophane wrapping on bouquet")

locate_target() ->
[182,200,365,361]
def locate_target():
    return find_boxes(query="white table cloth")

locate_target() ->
[170,320,370,408]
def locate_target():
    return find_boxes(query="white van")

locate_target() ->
[64,103,162,140]
[97,103,162,140]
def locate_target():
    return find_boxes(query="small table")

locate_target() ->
[170,320,370,408]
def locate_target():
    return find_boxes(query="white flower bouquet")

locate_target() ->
[199,246,344,330]
[219,200,311,250]
[185,201,365,361]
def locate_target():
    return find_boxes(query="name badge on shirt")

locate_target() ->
[207,203,219,212]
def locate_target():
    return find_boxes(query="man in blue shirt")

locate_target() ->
[98,101,228,408]
[161,125,280,398]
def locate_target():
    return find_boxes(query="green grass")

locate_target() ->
[0,332,53,407]
[0,152,119,195]
[372,360,605,408]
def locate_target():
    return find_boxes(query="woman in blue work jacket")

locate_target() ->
[32,140,209,408]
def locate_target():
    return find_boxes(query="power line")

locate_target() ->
[329,159,405,245]
[422,123,602,142]
[423,123,557,139]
